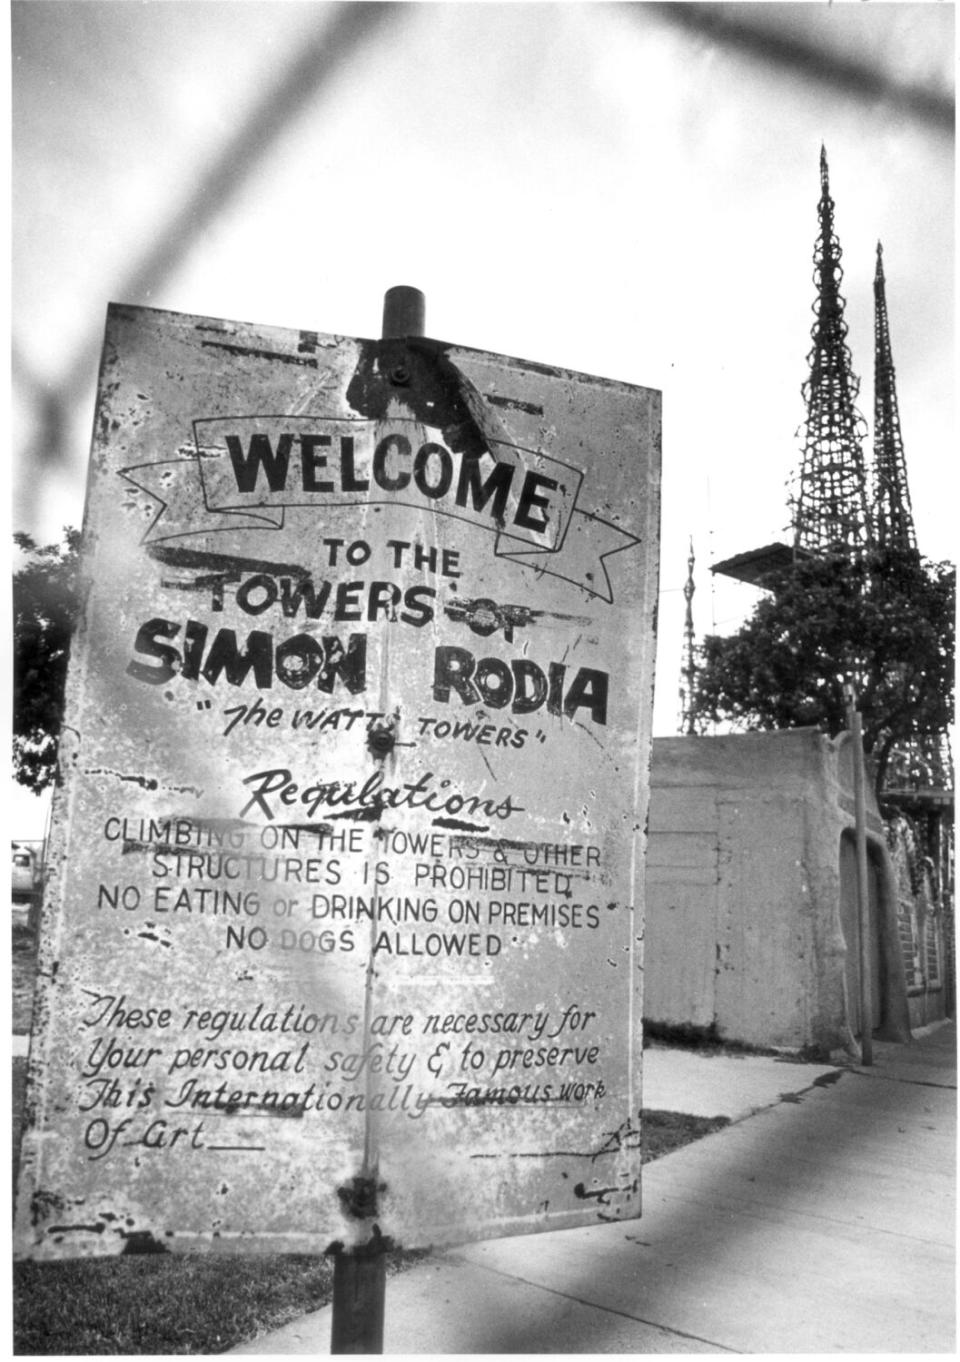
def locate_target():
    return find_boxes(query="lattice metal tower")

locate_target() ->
[885,734,954,793]
[872,241,917,551]
[871,242,951,801]
[792,146,871,555]
[677,538,698,735]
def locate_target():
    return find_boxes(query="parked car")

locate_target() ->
[12,845,40,901]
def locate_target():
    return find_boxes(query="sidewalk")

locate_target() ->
[234,1023,956,1355]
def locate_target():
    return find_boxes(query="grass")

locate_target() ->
[641,1108,730,1162]
[12,917,731,1354]
[12,1113,730,1354]
[14,1253,337,1354]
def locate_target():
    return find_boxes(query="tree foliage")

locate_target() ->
[13,528,84,793]
[691,547,955,790]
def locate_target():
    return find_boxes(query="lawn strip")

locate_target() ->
[13,1111,727,1353]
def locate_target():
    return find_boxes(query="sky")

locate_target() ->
[9,0,955,838]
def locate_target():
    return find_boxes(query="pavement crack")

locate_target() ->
[848,1072,956,1091]
[444,1254,741,1352]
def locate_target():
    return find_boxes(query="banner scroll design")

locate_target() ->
[120,417,640,603]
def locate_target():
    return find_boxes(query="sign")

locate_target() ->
[14,303,660,1257]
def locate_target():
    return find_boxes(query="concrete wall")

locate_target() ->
[645,730,911,1057]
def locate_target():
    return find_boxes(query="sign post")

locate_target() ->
[328,287,430,1354]
[14,295,660,1345]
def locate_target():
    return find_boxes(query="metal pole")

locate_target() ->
[329,288,427,1354]
[330,1222,387,1354]
[381,285,426,339]
[845,684,873,1066]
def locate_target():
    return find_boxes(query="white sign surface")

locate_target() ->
[15,303,660,1257]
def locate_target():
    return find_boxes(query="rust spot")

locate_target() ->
[336,1174,386,1220]
[136,930,172,947]
[346,338,486,461]
[573,1176,639,1208]
[83,769,159,792]
[328,805,381,823]
[30,1190,68,1226]
[486,393,544,416]
[573,1182,613,1203]
[145,544,310,580]
[444,597,589,643]
[200,339,318,368]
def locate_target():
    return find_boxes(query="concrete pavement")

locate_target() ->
[233,1022,956,1354]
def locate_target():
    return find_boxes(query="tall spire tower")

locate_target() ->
[872,241,917,551]
[678,538,698,735]
[870,242,951,805]
[792,146,871,555]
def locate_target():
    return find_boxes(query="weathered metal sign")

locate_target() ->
[14,303,660,1258]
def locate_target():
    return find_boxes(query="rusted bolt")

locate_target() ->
[388,364,410,386]
[367,725,396,757]
[336,1174,385,1220]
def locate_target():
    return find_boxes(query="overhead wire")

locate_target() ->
[13,3,953,527]
[14,0,404,525]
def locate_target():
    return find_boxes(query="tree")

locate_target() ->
[691,547,955,793]
[13,528,83,793]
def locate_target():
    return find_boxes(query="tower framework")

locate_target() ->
[872,242,917,552]
[678,537,698,735]
[792,147,871,555]
[871,244,950,805]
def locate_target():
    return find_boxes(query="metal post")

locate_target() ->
[381,285,425,339]
[330,1229,387,1354]
[845,684,873,1066]
[329,287,427,1354]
